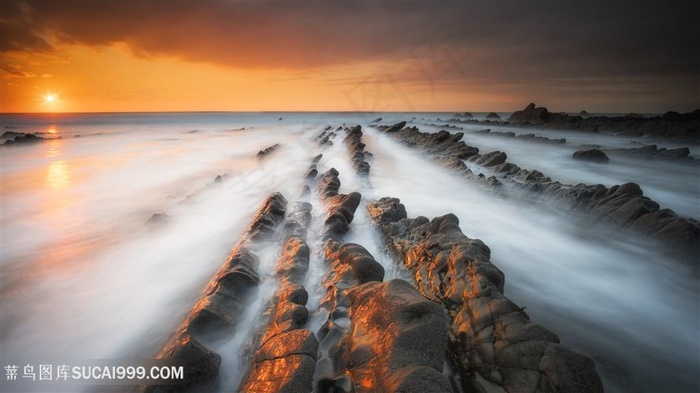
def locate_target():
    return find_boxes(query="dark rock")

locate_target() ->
[470,151,508,167]
[143,336,220,392]
[2,133,47,146]
[256,143,281,158]
[506,103,699,141]
[507,103,551,124]
[485,112,501,120]
[385,121,407,133]
[572,149,609,163]
[371,117,382,122]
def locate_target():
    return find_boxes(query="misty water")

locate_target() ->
[1,113,698,392]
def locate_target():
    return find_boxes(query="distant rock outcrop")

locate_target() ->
[507,103,700,140]
[2,132,50,146]
[485,112,501,120]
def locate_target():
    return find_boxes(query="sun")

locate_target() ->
[45,94,56,103]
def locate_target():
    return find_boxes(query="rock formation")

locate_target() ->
[508,103,700,140]
[572,149,610,163]
[256,143,280,158]
[376,122,699,262]
[143,193,287,392]
[475,128,566,144]
[368,197,604,393]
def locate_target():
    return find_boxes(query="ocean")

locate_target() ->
[1,112,698,392]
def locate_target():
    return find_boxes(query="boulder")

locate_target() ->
[345,279,453,393]
[572,149,609,163]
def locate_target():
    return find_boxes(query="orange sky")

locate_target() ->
[1,42,530,113]
[1,1,697,114]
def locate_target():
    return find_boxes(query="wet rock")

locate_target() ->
[368,197,604,393]
[608,145,694,161]
[148,193,287,390]
[580,110,590,117]
[469,151,508,167]
[143,336,220,393]
[247,192,288,241]
[343,125,372,182]
[256,143,280,158]
[385,121,407,133]
[476,128,566,144]
[344,279,453,393]
[485,112,501,120]
[284,202,313,239]
[371,117,383,123]
[275,237,311,285]
[573,149,610,163]
[377,122,699,260]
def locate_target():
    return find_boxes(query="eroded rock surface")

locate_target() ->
[368,197,604,393]
[144,193,287,392]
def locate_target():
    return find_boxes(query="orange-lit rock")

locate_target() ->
[368,197,603,393]
[345,279,453,393]
[144,192,287,392]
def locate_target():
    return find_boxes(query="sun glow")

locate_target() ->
[45,94,56,103]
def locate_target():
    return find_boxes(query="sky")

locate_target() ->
[0,0,698,113]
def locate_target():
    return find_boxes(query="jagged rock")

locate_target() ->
[485,112,501,120]
[377,122,699,260]
[368,198,604,393]
[343,125,372,181]
[508,103,551,124]
[470,151,508,167]
[256,143,280,158]
[385,121,407,133]
[573,149,609,163]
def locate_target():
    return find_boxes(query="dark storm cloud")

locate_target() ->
[1,0,698,92]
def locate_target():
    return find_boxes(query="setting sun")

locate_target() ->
[45,94,56,103]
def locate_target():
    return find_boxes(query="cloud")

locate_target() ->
[2,0,697,77]
[0,62,38,78]
[1,0,697,111]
